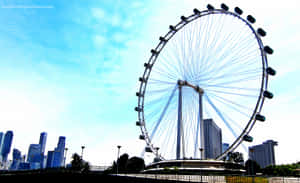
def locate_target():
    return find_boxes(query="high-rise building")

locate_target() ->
[0,131,13,163]
[203,119,222,159]
[46,151,54,168]
[27,144,42,169]
[0,132,3,162]
[222,143,229,153]
[0,132,3,147]
[10,148,22,170]
[249,140,278,168]
[222,143,230,160]
[39,132,47,155]
[39,132,47,168]
[46,136,66,168]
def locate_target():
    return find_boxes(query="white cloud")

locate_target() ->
[91,8,106,20]
[93,34,106,47]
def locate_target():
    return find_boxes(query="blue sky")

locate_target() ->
[0,0,299,166]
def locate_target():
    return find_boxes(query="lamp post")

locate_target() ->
[81,146,85,160]
[64,148,68,167]
[116,145,121,175]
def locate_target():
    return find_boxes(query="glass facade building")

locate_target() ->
[27,144,42,169]
[0,131,13,163]
[46,136,66,168]
[39,132,47,168]
[10,148,22,170]
[203,119,222,159]
[249,140,278,168]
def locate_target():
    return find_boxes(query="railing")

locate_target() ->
[115,173,300,183]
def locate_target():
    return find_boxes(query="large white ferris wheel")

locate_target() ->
[135,3,276,161]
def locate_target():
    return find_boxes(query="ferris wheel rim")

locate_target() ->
[136,7,270,160]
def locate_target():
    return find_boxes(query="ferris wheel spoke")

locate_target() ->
[148,78,177,85]
[204,94,238,138]
[201,48,259,82]
[197,67,261,84]
[149,85,178,140]
[205,88,258,98]
[207,92,253,118]
[206,74,260,87]
[152,67,180,81]
[202,84,259,92]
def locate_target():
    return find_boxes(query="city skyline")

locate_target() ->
[0,0,299,166]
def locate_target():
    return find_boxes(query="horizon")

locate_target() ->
[0,0,299,166]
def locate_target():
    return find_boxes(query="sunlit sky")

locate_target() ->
[0,0,299,166]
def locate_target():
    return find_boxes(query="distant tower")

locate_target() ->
[0,132,3,147]
[203,119,222,159]
[39,132,47,155]
[39,132,47,168]
[47,136,66,168]
[10,148,22,170]
[0,132,3,161]
[249,140,278,168]
[27,144,42,169]
[0,131,14,163]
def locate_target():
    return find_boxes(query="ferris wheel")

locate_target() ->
[135,3,276,161]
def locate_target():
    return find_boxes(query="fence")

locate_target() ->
[115,174,300,183]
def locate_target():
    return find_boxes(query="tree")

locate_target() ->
[126,156,145,173]
[106,153,145,174]
[70,153,90,173]
[228,152,244,164]
[245,159,261,175]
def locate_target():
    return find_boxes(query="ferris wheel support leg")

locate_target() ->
[199,92,205,159]
[176,85,182,160]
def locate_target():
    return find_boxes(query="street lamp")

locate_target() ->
[81,146,85,160]
[116,145,121,175]
[64,148,68,167]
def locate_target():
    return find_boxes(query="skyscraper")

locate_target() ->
[0,131,13,163]
[249,140,278,168]
[10,148,22,170]
[39,132,47,168]
[0,132,3,147]
[0,132,3,162]
[203,119,222,159]
[27,144,42,169]
[39,132,47,155]
[46,136,66,168]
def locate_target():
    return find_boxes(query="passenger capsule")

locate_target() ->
[151,49,159,55]
[247,15,256,23]
[139,135,145,140]
[181,16,187,22]
[234,7,243,15]
[144,63,151,68]
[193,8,200,14]
[145,146,153,152]
[257,28,266,37]
[243,135,253,142]
[159,36,167,42]
[263,91,274,99]
[139,77,146,82]
[135,107,142,112]
[266,67,276,76]
[264,46,274,54]
[169,25,176,31]
[255,114,266,122]
[136,92,143,97]
[207,4,214,10]
[221,3,229,11]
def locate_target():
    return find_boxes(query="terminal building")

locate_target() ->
[248,140,278,168]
